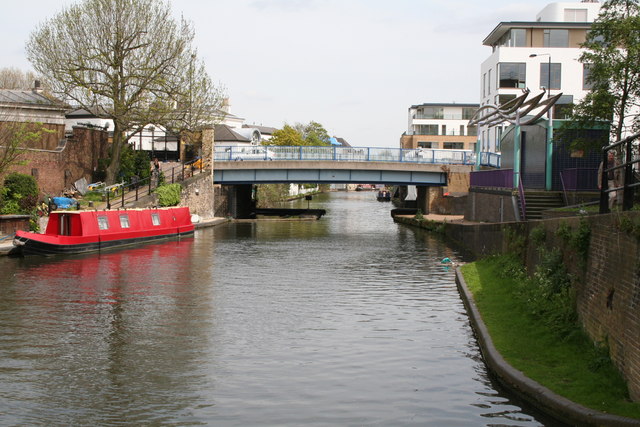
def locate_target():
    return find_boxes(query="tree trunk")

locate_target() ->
[105,122,125,185]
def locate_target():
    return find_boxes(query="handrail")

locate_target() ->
[214,145,479,166]
[518,178,526,221]
[105,159,206,209]
[600,132,640,213]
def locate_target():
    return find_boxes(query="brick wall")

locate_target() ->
[2,126,109,197]
[441,213,640,402]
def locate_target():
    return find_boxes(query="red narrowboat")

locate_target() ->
[13,207,194,256]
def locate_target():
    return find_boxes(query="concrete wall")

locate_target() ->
[437,213,640,402]
[465,188,519,222]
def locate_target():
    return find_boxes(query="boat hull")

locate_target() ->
[13,230,194,256]
[13,207,195,256]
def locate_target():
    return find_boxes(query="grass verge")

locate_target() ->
[461,255,640,419]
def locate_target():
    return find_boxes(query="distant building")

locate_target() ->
[400,103,478,151]
[0,84,67,150]
[329,136,351,147]
[479,1,602,153]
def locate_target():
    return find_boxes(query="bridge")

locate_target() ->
[213,145,483,185]
[207,145,502,218]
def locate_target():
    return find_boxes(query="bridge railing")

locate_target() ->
[479,152,501,168]
[214,145,477,165]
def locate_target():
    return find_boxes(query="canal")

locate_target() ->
[0,191,552,426]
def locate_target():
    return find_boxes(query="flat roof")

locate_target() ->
[483,21,593,46]
[410,103,479,109]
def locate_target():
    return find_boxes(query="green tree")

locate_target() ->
[26,0,222,185]
[269,124,305,146]
[294,121,331,145]
[567,0,640,147]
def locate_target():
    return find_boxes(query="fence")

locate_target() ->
[470,169,513,189]
[103,158,205,209]
[600,132,640,213]
[214,145,477,165]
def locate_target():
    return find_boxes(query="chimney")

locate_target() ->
[32,80,43,94]
[221,97,230,113]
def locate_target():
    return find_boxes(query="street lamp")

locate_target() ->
[530,53,553,191]
[149,125,155,159]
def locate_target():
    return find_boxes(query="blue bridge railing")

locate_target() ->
[214,145,478,165]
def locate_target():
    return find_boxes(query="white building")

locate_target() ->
[479,1,601,153]
[401,103,478,151]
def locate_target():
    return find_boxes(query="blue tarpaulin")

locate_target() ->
[52,197,77,209]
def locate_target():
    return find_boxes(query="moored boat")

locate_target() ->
[13,207,194,256]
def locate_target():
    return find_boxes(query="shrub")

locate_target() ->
[0,173,39,214]
[155,183,181,206]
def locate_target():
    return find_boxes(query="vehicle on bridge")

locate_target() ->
[228,146,275,161]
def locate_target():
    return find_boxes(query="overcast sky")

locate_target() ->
[1,0,553,147]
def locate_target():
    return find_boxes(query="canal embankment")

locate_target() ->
[395,212,640,425]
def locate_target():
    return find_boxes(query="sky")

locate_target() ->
[0,0,553,147]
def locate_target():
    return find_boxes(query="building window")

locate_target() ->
[417,107,443,119]
[554,95,574,119]
[151,213,161,226]
[565,8,587,22]
[583,63,593,90]
[460,125,465,136]
[415,125,439,135]
[462,107,476,120]
[418,141,435,148]
[496,127,503,152]
[119,214,130,228]
[498,94,517,107]
[441,125,447,136]
[97,216,109,230]
[443,142,464,150]
[497,28,527,47]
[543,29,569,47]
[468,125,477,136]
[539,63,561,90]
[487,69,492,95]
[483,73,486,98]
[498,63,526,88]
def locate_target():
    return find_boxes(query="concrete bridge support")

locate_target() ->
[227,184,254,219]
[416,186,429,214]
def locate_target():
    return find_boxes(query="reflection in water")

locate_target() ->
[0,192,550,426]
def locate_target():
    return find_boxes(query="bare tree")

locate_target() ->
[0,110,47,177]
[163,52,226,148]
[26,0,222,184]
[0,68,42,90]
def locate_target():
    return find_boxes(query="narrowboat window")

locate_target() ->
[97,216,109,230]
[120,214,130,228]
[151,213,161,226]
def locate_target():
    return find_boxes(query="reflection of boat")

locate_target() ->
[377,190,391,201]
[13,207,194,256]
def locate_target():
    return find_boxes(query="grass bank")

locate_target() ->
[461,255,640,420]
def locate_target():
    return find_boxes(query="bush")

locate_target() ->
[119,144,151,183]
[155,183,181,207]
[0,173,39,214]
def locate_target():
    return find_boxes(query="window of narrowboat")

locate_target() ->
[119,214,130,228]
[151,213,161,226]
[97,216,109,230]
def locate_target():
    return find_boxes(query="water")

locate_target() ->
[0,191,552,426]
